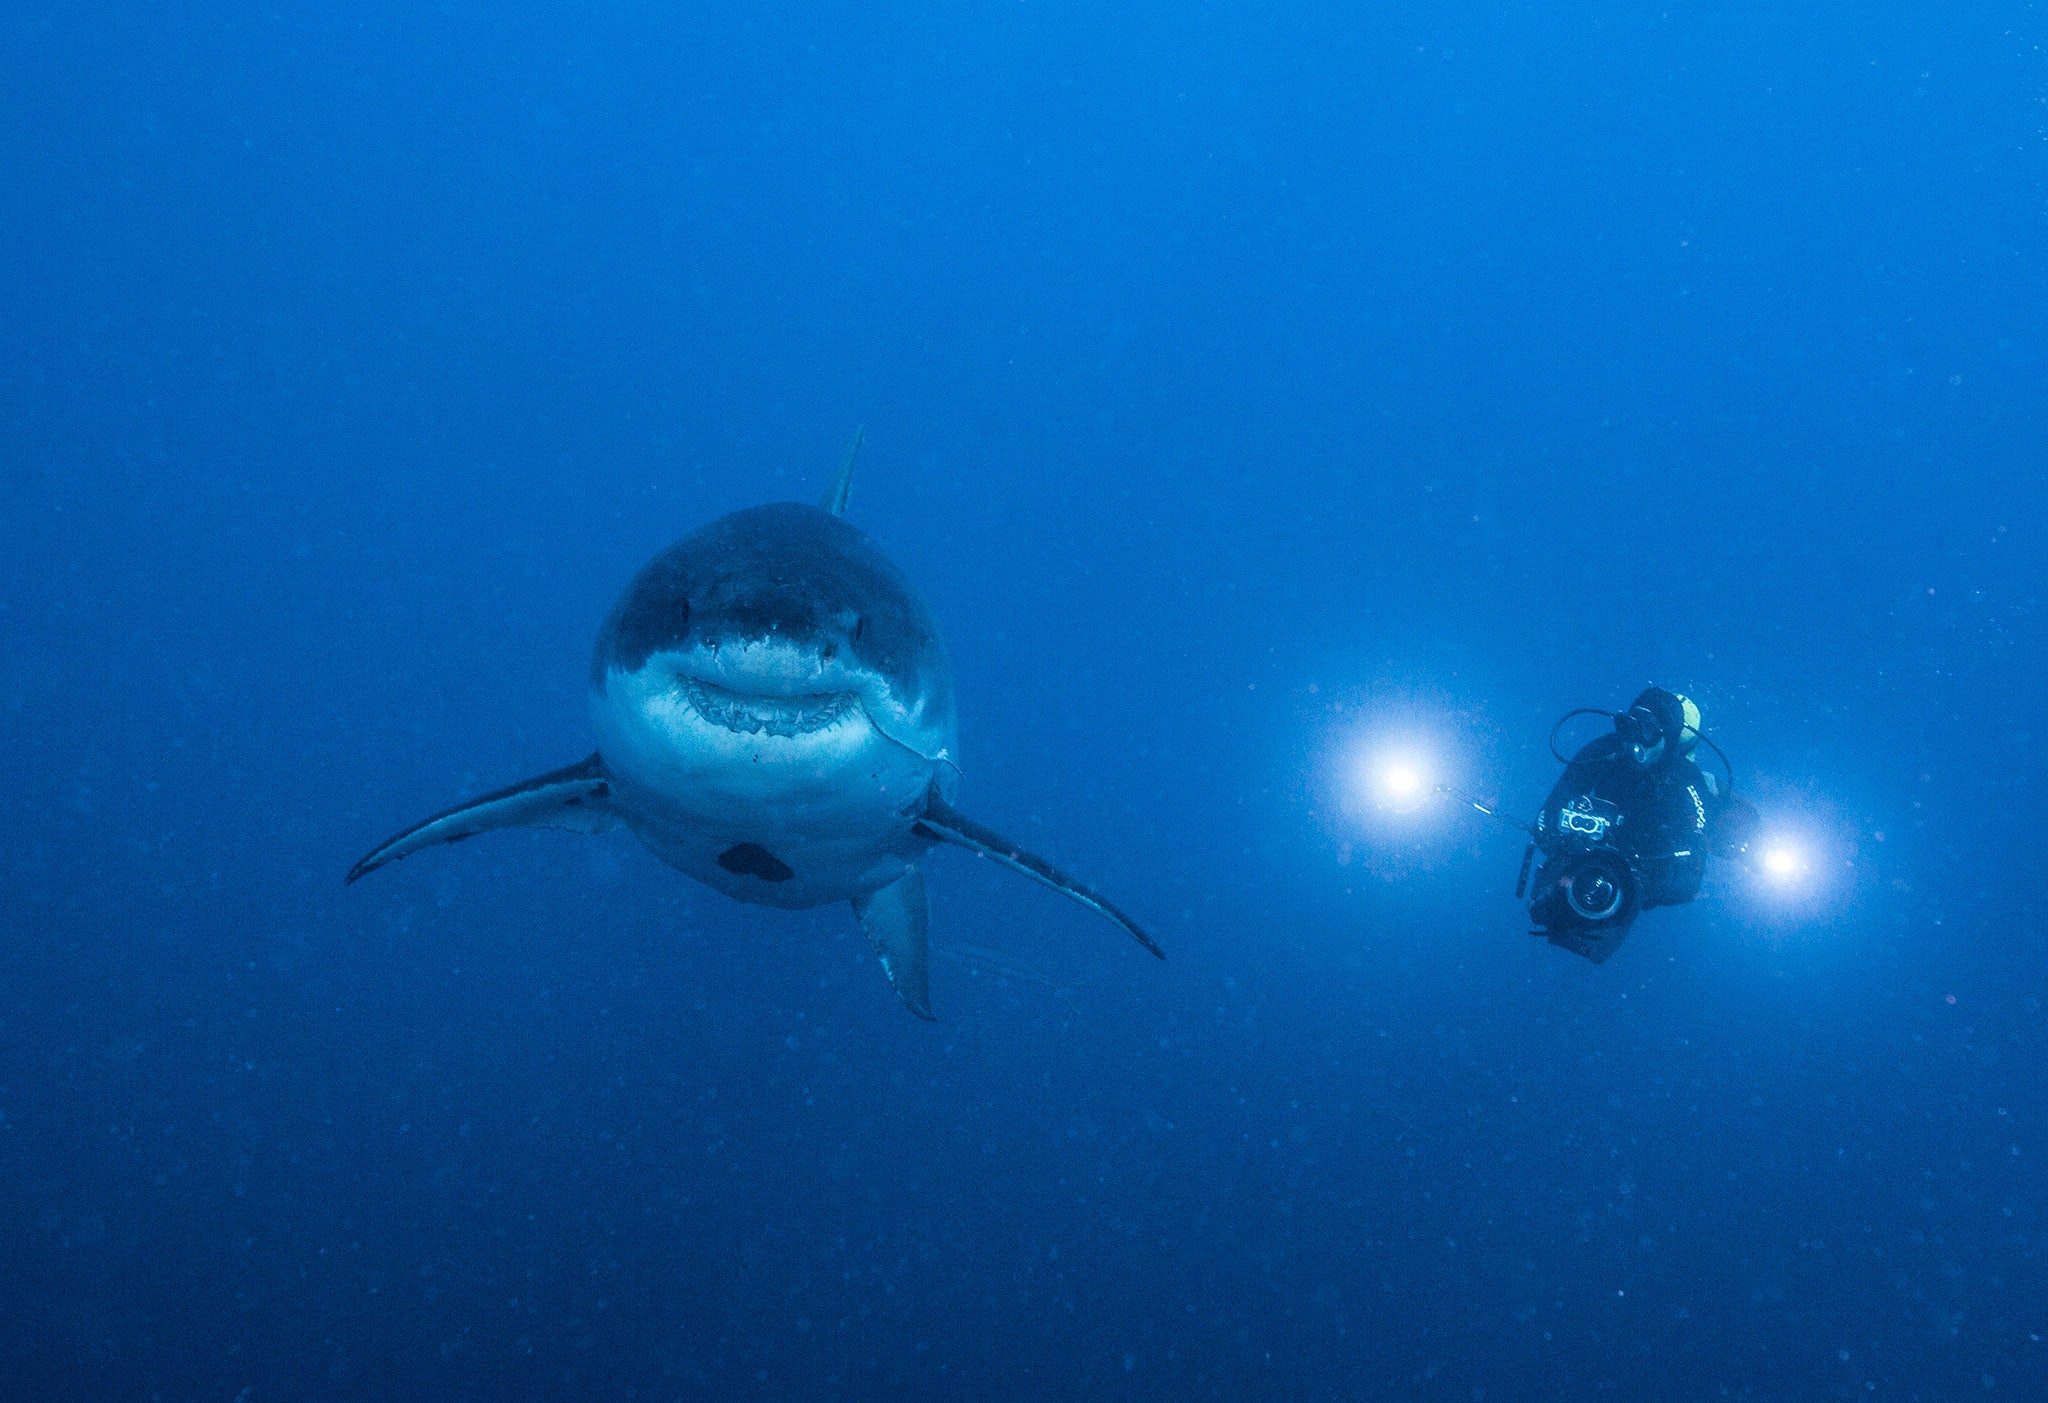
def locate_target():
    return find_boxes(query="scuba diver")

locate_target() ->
[1521,686,1758,963]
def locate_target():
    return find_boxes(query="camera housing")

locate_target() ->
[1529,842,1640,935]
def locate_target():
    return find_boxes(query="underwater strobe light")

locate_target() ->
[1379,758,1428,808]
[1359,747,1440,816]
[1759,840,1809,886]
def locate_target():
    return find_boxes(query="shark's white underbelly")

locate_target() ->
[591,667,939,909]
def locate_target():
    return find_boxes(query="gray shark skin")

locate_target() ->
[347,437,1160,1019]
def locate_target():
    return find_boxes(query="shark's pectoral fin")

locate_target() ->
[915,796,1163,959]
[853,868,933,1020]
[346,754,620,884]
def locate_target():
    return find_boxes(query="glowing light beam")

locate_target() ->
[1359,748,1438,815]
[1760,842,1807,884]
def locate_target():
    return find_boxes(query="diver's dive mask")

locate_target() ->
[1614,707,1666,766]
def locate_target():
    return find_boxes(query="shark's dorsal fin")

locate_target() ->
[916,795,1163,959]
[820,424,864,517]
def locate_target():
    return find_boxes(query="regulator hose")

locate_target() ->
[1548,706,1737,793]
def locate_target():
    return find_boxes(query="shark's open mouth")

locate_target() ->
[680,678,860,738]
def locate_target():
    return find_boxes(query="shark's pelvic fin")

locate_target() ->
[916,796,1163,959]
[820,424,864,517]
[853,867,933,1019]
[346,754,619,883]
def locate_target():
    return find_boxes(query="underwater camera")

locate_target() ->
[1527,843,1640,933]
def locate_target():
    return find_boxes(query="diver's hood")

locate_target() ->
[1624,686,1689,765]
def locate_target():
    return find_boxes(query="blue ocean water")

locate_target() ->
[3,3,2042,1397]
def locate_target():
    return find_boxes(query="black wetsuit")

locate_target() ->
[1529,736,1721,962]
[1542,736,1716,905]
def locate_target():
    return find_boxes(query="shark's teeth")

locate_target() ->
[680,679,859,738]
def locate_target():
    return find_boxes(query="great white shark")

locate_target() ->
[346,434,1160,1018]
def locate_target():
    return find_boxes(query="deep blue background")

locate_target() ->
[3,3,2043,1397]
